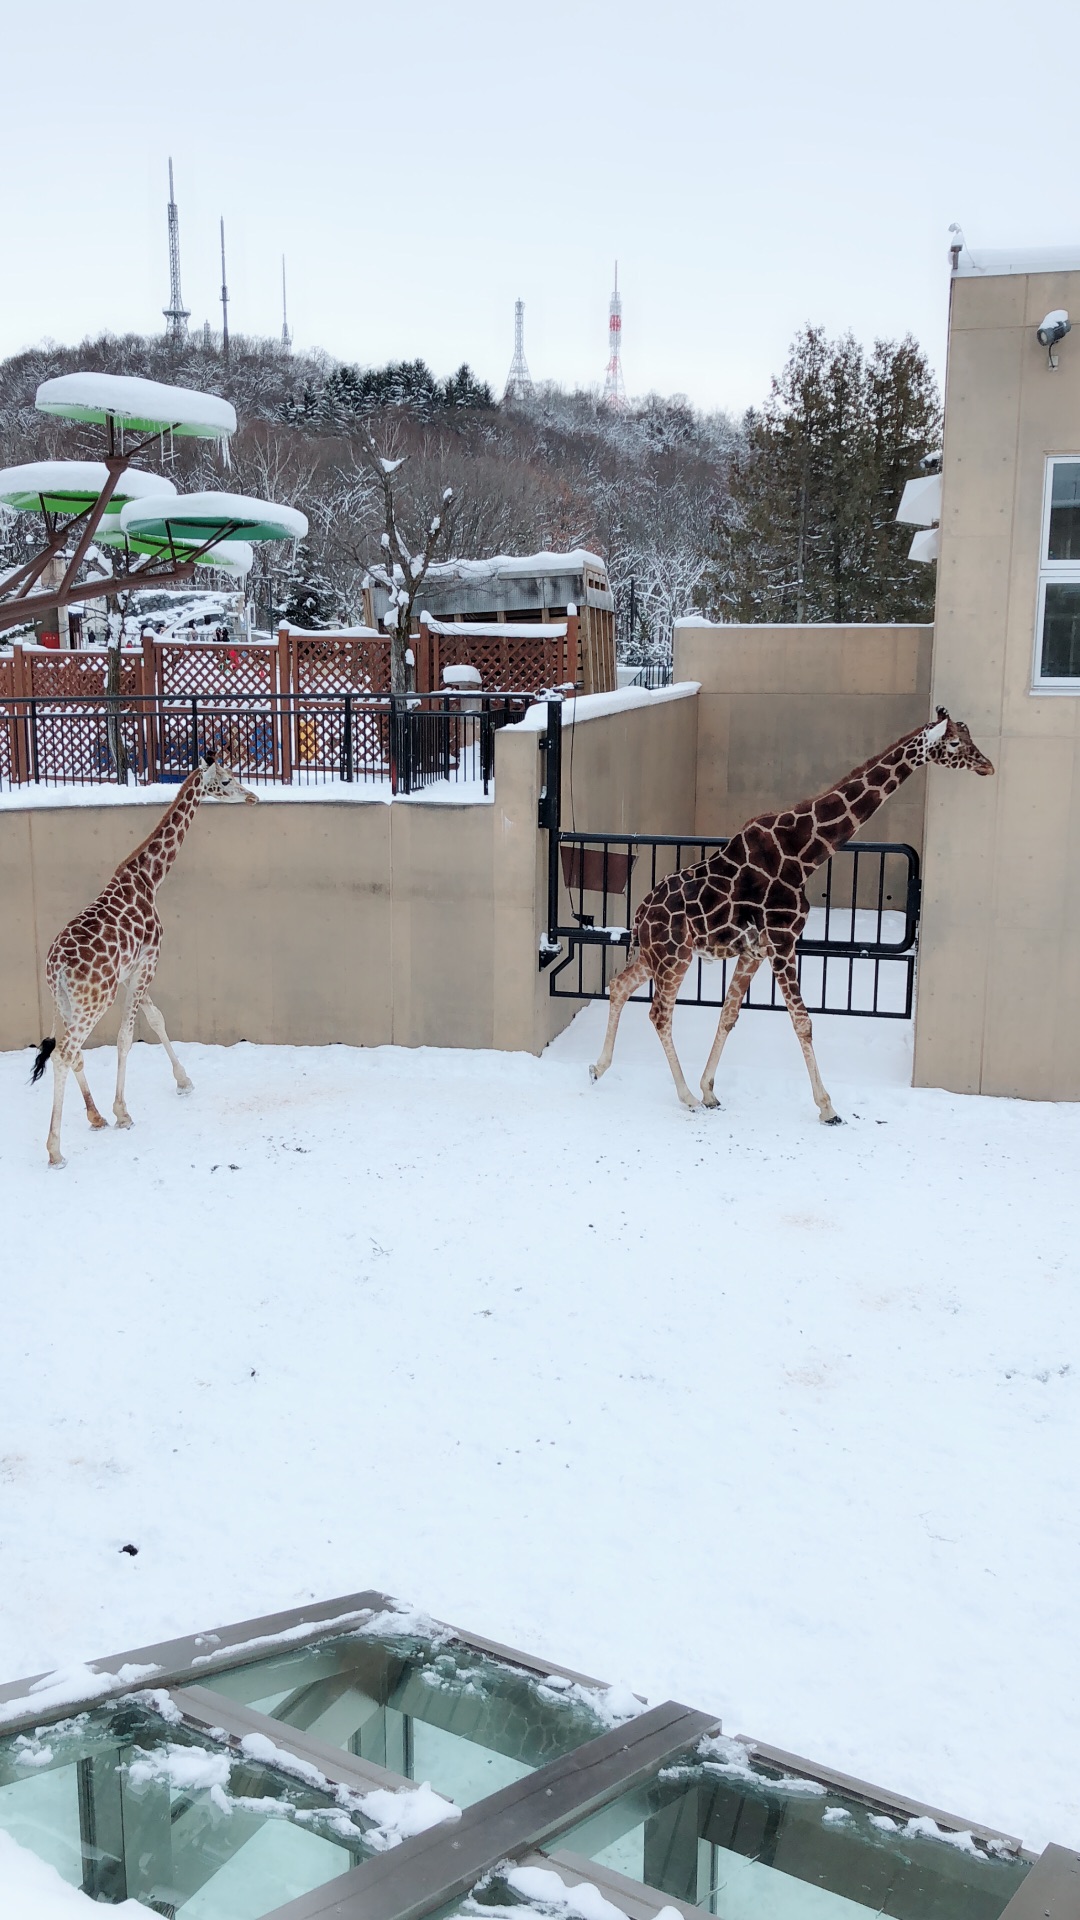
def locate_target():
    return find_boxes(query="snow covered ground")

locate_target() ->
[1,1001,1078,1869]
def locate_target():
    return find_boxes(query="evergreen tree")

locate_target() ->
[279,542,341,629]
[716,327,941,624]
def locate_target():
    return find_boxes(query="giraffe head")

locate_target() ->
[923,708,994,776]
[198,754,259,804]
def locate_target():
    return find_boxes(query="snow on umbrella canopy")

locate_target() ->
[35,373,236,440]
[0,462,176,516]
[96,525,254,577]
[120,491,308,545]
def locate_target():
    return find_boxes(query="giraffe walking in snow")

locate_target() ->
[591,710,994,1120]
[32,755,257,1167]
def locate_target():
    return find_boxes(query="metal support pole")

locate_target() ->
[343,694,353,783]
[538,697,563,966]
[190,696,200,769]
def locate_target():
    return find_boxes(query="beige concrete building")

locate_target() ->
[913,248,1080,1099]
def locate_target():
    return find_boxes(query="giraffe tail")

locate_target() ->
[30,1036,56,1085]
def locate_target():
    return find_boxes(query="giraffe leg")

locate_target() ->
[46,1050,71,1169]
[700,950,762,1108]
[649,963,698,1108]
[590,953,651,1082]
[141,996,193,1095]
[46,1017,99,1168]
[72,1048,109,1131]
[113,973,149,1129]
[769,946,842,1125]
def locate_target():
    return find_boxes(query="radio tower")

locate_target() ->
[503,298,533,406]
[602,261,626,409]
[219,217,230,365]
[163,158,190,346]
[281,256,292,351]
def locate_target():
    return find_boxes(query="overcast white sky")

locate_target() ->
[1,0,1075,414]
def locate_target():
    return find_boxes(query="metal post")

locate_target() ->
[538,697,563,965]
[190,696,199,769]
[343,694,353,783]
[29,697,39,784]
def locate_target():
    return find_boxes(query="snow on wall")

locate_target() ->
[510,681,700,730]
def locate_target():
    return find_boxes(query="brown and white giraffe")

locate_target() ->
[591,709,994,1120]
[32,756,257,1168]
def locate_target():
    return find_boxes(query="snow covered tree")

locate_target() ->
[716,327,941,624]
[353,421,454,693]
[279,541,342,629]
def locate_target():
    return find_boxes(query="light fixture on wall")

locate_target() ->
[1037,310,1071,368]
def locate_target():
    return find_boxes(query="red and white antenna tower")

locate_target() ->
[602,261,626,408]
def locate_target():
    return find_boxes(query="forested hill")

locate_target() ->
[0,326,939,652]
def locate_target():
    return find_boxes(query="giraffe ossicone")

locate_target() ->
[591,711,994,1120]
[32,757,258,1168]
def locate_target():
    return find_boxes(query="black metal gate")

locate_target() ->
[536,701,920,1019]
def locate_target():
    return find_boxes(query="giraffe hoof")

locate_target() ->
[177,1081,194,1096]
[114,1115,134,1131]
[589,1065,600,1083]
[701,1091,720,1109]
[48,1156,67,1171]
[821,1113,844,1127]
[88,1116,108,1131]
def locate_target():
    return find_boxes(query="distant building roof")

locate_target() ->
[422,550,606,584]
[955,245,1080,278]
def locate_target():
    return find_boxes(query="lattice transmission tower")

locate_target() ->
[602,261,626,409]
[503,299,534,405]
[281,256,292,351]
[163,158,190,346]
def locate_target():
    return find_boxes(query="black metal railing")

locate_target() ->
[0,692,533,796]
[623,660,674,689]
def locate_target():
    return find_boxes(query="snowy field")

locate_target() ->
[1,1001,1078,1867]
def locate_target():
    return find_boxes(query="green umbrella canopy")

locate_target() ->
[121,491,307,545]
[96,526,254,577]
[35,372,236,440]
[0,462,176,516]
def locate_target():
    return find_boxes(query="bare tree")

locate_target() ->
[353,419,454,692]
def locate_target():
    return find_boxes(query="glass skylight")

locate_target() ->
[204,1619,627,1808]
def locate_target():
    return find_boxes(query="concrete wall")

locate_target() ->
[914,268,1080,1099]
[674,621,934,852]
[0,691,698,1061]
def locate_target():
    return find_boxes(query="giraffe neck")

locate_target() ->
[121,770,204,892]
[799,726,930,863]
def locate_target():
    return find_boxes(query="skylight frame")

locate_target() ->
[0,1590,1059,1920]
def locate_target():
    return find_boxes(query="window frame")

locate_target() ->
[1032,455,1080,692]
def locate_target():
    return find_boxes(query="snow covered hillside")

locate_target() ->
[1,1003,1077,1860]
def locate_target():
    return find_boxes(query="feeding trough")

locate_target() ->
[35,372,236,441]
[120,491,307,546]
[97,526,254,576]
[0,462,175,519]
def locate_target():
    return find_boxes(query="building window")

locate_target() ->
[1035,459,1080,686]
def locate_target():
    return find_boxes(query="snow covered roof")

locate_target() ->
[120,491,307,544]
[35,373,237,439]
[954,245,1080,279]
[423,550,606,584]
[419,616,569,637]
[0,462,176,513]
